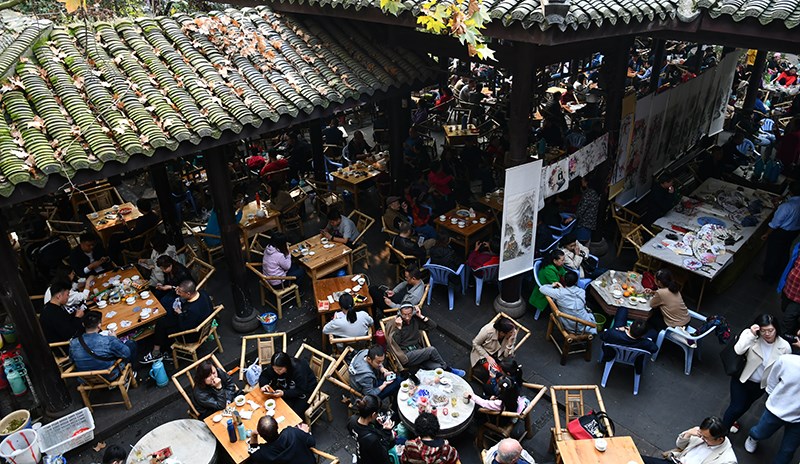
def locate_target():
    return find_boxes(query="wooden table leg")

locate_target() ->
[346,256,353,274]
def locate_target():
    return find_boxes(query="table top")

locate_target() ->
[443,124,478,138]
[331,163,381,186]
[397,369,475,437]
[239,200,280,230]
[127,419,215,464]
[313,274,372,313]
[477,190,504,212]
[436,208,494,237]
[93,268,166,336]
[556,436,643,464]
[291,234,352,271]
[88,202,142,232]
[203,388,304,464]
[641,229,733,280]
[589,270,654,315]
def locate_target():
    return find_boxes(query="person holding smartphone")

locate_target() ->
[639,417,736,464]
[258,351,318,417]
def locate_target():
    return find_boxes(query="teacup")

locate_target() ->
[89,212,99,219]
[126,296,136,305]
[97,300,108,309]
[479,217,487,223]
[301,249,310,256]
[112,205,120,211]
[357,278,366,286]
[140,291,150,299]
[141,308,152,317]
[353,285,362,292]
[321,238,329,244]
[450,218,458,224]
[435,368,444,376]
[247,213,255,220]
[265,399,277,410]
[234,395,247,407]
[594,438,607,452]
[107,323,118,331]
[612,290,623,299]
[255,210,266,218]
[131,275,140,281]
[109,296,121,304]
[439,215,446,221]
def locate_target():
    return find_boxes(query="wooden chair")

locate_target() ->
[186,257,215,291]
[347,210,375,270]
[550,385,613,464]
[171,352,225,419]
[49,341,73,374]
[329,326,373,355]
[625,225,656,273]
[248,232,272,261]
[476,382,547,449]
[46,219,86,248]
[246,262,300,319]
[383,283,429,316]
[324,347,363,405]
[238,332,288,389]
[386,240,420,282]
[380,315,431,372]
[310,448,339,464]
[469,313,532,382]
[611,203,641,257]
[168,304,225,369]
[294,344,335,426]
[381,216,398,238]
[70,182,123,215]
[120,221,163,265]
[280,203,304,238]
[545,296,597,365]
[183,221,224,265]
[306,178,343,217]
[61,359,137,411]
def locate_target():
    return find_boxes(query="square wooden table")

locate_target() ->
[239,200,281,242]
[556,436,643,464]
[291,234,352,282]
[331,163,381,209]
[435,208,495,259]
[93,267,166,340]
[313,274,373,348]
[87,202,142,245]
[477,190,504,223]
[442,124,478,146]
[203,388,303,464]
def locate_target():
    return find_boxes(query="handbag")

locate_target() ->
[567,410,614,439]
[720,334,745,376]
[581,256,598,274]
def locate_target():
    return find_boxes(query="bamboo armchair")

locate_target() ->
[329,326,373,355]
[550,385,613,464]
[238,332,288,390]
[383,283,429,316]
[325,347,363,406]
[347,210,375,269]
[611,203,641,257]
[310,449,339,464]
[248,233,272,261]
[61,359,137,411]
[46,219,86,247]
[380,315,432,372]
[246,262,300,319]
[295,344,336,426]
[381,216,399,238]
[172,353,225,419]
[186,257,215,291]
[49,341,73,374]
[386,240,421,282]
[120,221,163,265]
[183,221,224,265]
[280,203,305,238]
[625,225,656,273]
[545,296,597,365]
[476,382,547,448]
[168,304,225,369]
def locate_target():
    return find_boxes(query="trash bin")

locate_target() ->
[593,313,607,332]
[259,313,278,333]
[0,429,41,464]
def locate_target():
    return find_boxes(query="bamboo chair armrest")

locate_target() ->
[327,376,362,397]
[311,448,339,464]
[262,276,297,281]
[557,312,598,328]
[61,359,124,378]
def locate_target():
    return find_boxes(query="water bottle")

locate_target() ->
[237,422,246,440]
[461,115,468,130]
[227,419,237,443]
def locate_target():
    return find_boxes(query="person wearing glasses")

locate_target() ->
[640,416,737,464]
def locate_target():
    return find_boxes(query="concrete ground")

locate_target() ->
[22,122,794,464]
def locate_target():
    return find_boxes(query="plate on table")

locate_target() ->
[119,207,133,215]
[105,213,117,220]
[683,258,703,270]
[455,209,471,217]
[145,299,154,306]
[697,216,726,227]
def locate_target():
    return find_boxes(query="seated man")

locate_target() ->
[383,196,410,233]
[391,222,426,260]
[248,416,316,464]
[483,438,535,464]
[69,233,111,278]
[640,416,736,464]
[141,280,213,363]
[538,271,598,335]
[41,280,85,343]
[321,118,344,146]
[370,265,426,319]
[321,207,359,248]
[387,303,464,376]
[348,345,401,399]
[600,317,658,353]
[69,310,136,378]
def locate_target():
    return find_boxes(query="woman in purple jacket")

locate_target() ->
[261,233,306,288]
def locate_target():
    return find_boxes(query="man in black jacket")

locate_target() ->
[248,417,316,464]
[141,279,212,364]
[69,233,111,278]
[40,280,84,343]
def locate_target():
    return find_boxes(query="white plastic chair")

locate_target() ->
[599,343,652,395]
[472,264,500,305]
[423,259,466,310]
[651,309,716,375]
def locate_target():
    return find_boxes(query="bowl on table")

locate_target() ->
[140,291,150,299]
[107,323,118,331]
[234,395,247,407]
[97,300,108,309]
[265,399,276,411]
[126,296,136,305]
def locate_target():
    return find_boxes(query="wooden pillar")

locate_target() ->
[648,39,666,95]
[387,93,411,195]
[604,37,633,145]
[309,120,326,183]
[743,50,767,116]
[0,210,71,415]
[149,163,184,247]
[497,42,534,319]
[204,145,259,332]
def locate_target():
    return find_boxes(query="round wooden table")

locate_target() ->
[397,369,475,437]
[126,419,216,464]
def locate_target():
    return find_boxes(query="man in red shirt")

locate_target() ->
[259,151,289,178]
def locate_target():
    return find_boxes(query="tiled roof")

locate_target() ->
[265,0,800,30]
[0,7,437,197]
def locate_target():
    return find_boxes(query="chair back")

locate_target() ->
[625,225,654,251]
[546,296,597,335]
[487,312,531,354]
[447,107,471,125]
[603,343,651,366]
[474,264,499,282]
[238,332,288,382]
[49,341,74,374]
[170,305,224,346]
[533,259,543,287]
[46,220,86,247]
[61,359,124,387]
[248,233,272,260]
[171,352,225,418]
[325,347,363,400]
[324,156,342,182]
[423,261,463,284]
[329,327,373,354]
[550,385,611,443]
[295,343,335,380]
[347,210,375,246]
[186,257,215,291]
[381,216,399,237]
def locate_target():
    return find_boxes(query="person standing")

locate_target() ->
[745,353,800,464]
[722,315,791,434]
[762,182,800,283]
[777,241,800,337]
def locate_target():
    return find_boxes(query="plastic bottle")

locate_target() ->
[227,419,237,443]
[255,192,261,209]
[237,421,246,441]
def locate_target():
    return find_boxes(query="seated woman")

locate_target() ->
[467,239,500,276]
[348,395,397,464]
[470,316,518,388]
[560,233,605,285]
[193,359,240,418]
[154,255,193,301]
[428,233,462,272]
[322,293,374,344]
[346,130,374,162]
[464,376,530,440]
[139,233,181,286]
[401,412,460,464]
[261,233,306,288]
[645,268,690,334]
[528,249,567,315]
[258,351,318,417]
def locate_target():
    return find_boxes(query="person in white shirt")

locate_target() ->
[138,233,182,286]
[43,268,94,311]
[322,293,373,344]
[641,416,737,464]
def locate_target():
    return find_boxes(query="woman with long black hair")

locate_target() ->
[322,293,373,342]
[347,394,396,464]
[258,351,317,417]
